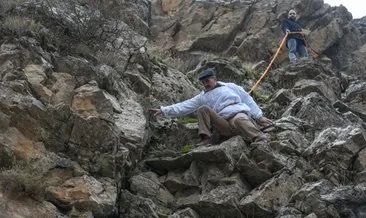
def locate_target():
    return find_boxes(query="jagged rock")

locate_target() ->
[145,153,194,172]
[0,195,65,218]
[309,19,344,54]
[304,213,318,218]
[237,29,275,62]
[95,64,134,99]
[151,0,363,71]
[130,172,175,205]
[119,189,160,218]
[72,81,123,117]
[67,80,147,176]
[274,116,312,132]
[146,136,246,172]
[54,55,97,87]
[275,207,302,218]
[321,183,366,206]
[290,180,339,218]
[124,67,151,94]
[1,0,366,217]
[271,130,309,155]
[346,41,366,79]
[236,149,284,188]
[270,89,295,106]
[51,72,76,106]
[23,64,53,103]
[198,162,235,193]
[117,0,151,36]
[176,174,249,218]
[68,115,132,177]
[168,207,200,218]
[344,82,366,121]
[282,93,345,138]
[46,175,117,217]
[147,119,200,159]
[303,125,366,184]
[162,161,200,194]
[293,79,339,102]
[239,171,303,217]
[0,82,55,164]
[150,60,198,105]
[353,148,366,175]
[270,63,338,91]
[0,43,25,71]
[68,208,94,218]
[152,0,249,53]
[317,184,366,217]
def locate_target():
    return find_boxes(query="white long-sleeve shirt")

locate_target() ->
[160,82,263,119]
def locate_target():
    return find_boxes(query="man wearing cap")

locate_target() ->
[151,68,273,153]
[281,9,310,63]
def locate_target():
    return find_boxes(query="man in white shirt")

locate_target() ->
[151,68,273,150]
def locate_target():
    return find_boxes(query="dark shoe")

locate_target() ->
[196,138,212,147]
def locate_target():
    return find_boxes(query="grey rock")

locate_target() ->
[163,161,200,194]
[177,178,248,218]
[119,189,160,218]
[169,208,200,218]
[130,172,174,205]
[276,207,302,218]
[271,130,310,155]
[291,180,339,218]
[270,89,295,106]
[344,81,366,121]
[236,152,273,187]
[282,93,345,137]
[293,79,339,102]
[303,125,366,184]
[239,171,303,217]
[46,175,117,217]
[145,136,247,172]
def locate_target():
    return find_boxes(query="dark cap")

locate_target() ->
[198,68,216,81]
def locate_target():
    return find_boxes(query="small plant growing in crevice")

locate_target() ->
[176,117,198,124]
[252,90,269,103]
[245,68,261,80]
[181,144,192,153]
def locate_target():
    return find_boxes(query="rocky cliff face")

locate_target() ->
[0,0,365,217]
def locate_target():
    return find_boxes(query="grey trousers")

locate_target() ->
[197,105,267,142]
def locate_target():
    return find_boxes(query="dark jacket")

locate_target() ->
[281,18,305,43]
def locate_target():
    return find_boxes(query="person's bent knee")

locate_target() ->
[233,114,251,124]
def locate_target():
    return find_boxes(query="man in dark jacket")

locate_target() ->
[281,9,310,63]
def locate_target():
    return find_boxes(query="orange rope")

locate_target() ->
[248,31,312,94]
[248,32,289,94]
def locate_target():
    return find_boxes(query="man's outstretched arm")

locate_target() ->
[151,94,202,118]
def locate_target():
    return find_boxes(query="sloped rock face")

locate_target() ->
[0,0,365,218]
[0,0,191,217]
[150,0,366,74]
[140,61,366,217]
